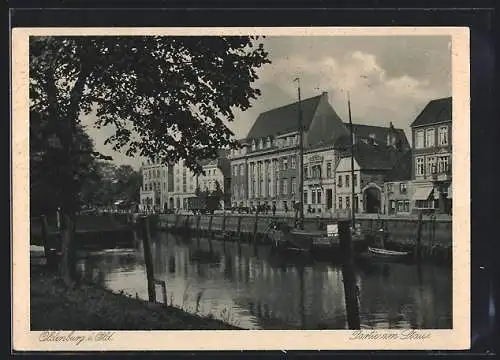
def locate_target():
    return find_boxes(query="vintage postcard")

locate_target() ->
[12,26,470,351]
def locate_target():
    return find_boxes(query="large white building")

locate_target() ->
[139,151,231,212]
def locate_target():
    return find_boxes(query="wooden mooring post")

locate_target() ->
[140,216,156,302]
[338,219,361,330]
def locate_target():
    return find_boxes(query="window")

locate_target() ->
[326,162,332,178]
[260,179,264,197]
[415,130,425,149]
[311,191,316,204]
[338,197,342,209]
[438,155,450,173]
[252,140,256,151]
[317,190,322,204]
[353,174,358,189]
[426,128,435,148]
[267,179,271,197]
[346,196,350,209]
[399,182,407,193]
[427,156,437,175]
[416,157,425,176]
[233,165,237,176]
[404,200,410,212]
[239,164,244,176]
[291,156,296,169]
[304,166,309,179]
[282,158,288,170]
[265,138,270,148]
[291,177,297,194]
[415,200,434,209]
[397,201,404,212]
[346,175,350,188]
[438,126,449,146]
[240,184,245,198]
[283,179,288,195]
[338,175,343,187]
[304,190,308,204]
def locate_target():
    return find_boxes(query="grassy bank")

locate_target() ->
[30,266,240,330]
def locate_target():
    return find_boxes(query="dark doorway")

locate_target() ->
[326,189,333,209]
[364,187,381,213]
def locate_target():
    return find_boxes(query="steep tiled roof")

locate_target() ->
[334,123,409,151]
[246,94,323,140]
[410,97,452,127]
[339,139,411,171]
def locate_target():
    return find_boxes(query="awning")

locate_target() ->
[412,185,434,201]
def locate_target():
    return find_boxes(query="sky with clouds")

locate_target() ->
[82,35,451,169]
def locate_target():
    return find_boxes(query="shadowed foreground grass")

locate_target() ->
[30,266,240,330]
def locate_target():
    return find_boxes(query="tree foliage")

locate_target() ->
[30,36,270,175]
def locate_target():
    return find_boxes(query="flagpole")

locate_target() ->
[294,77,304,229]
[347,92,356,229]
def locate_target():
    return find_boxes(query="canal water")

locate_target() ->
[76,232,452,330]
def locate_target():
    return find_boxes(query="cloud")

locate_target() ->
[229,47,450,145]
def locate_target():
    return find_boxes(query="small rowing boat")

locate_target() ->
[367,246,411,259]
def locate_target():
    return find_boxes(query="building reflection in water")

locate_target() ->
[76,233,452,330]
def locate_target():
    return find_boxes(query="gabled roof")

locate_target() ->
[334,123,409,152]
[410,97,452,127]
[338,140,410,171]
[246,94,323,140]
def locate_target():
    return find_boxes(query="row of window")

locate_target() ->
[249,134,299,152]
[386,182,408,194]
[246,177,298,198]
[144,168,166,180]
[414,125,449,149]
[337,196,359,210]
[389,200,411,213]
[337,173,359,188]
[415,155,450,177]
[142,182,167,192]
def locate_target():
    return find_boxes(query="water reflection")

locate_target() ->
[76,232,452,330]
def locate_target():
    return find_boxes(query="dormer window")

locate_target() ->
[252,140,256,151]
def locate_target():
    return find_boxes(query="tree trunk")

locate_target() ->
[59,213,77,285]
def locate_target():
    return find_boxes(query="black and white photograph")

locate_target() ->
[12,27,470,351]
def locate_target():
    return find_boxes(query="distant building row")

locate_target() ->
[139,92,452,215]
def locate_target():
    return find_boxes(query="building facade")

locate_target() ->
[410,97,452,214]
[334,127,412,215]
[228,92,350,212]
[303,145,337,215]
[384,180,412,215]
[139,151,231,212]
[139,159,170,212]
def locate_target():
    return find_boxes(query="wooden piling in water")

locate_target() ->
[338,219,361,330]
[140,216,156,302]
